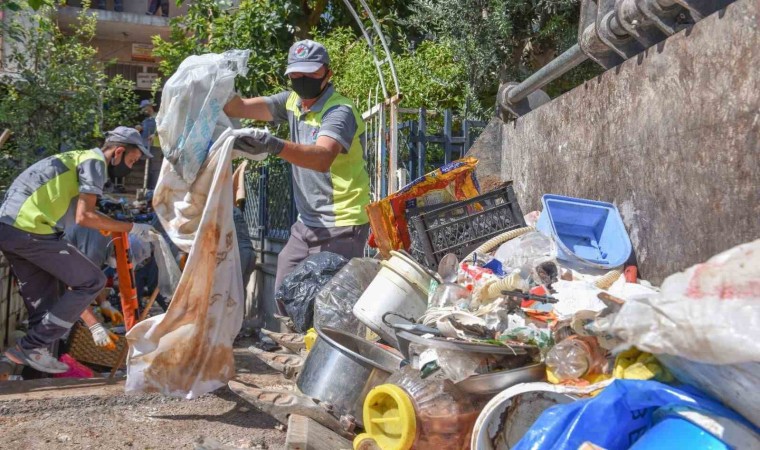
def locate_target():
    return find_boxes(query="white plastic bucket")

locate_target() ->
[353,251,433,346]
[471,381,608,449]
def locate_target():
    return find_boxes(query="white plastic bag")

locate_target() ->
[607,239,760,364]
[156,50,250,183]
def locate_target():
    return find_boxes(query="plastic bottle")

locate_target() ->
[353,366,479,450]
[545,335,607,380]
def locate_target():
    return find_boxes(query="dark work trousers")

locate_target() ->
[0,223,106,350]
[274,221,369,315]
[134,257,169,314]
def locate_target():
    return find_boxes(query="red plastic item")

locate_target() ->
[624,265,638,283]
[54,354,95,379]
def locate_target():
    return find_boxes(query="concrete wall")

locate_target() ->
[475,0,758,283]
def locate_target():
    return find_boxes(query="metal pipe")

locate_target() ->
[507,44,589,104]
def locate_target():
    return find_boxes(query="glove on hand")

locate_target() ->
[100,302,124,325]
[232,128,285,156]
[89,323,116,350]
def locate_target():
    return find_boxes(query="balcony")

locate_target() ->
[55,6,173,43]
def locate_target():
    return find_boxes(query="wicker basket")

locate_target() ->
[67,322,127,369]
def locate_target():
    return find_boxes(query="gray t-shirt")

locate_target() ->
[264,85,368,228]
[0,148,107,234]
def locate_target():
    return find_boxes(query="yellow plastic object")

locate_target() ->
[362,384,417,450]
[304,328,317,352]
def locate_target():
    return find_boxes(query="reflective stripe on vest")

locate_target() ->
[13,149,106,234]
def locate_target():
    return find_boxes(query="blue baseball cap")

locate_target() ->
[139,99,154,109]
[285,40,330,75]
[105,126,152,158]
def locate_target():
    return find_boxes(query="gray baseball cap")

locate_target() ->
[285,40,330,75]
[105,126,152,158]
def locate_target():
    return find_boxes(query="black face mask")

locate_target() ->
[109,156,132,178]
[291,73,328,100]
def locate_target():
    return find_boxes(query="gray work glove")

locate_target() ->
[232,128,285,156]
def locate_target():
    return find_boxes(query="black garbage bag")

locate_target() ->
[275,252,348,332]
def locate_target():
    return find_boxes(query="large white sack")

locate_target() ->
[125,130,244,398]
[608,239,760,365]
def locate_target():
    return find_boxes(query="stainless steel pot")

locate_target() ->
[296,327,403,426]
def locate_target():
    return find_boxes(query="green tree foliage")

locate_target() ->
[406,0,601,117]
[0,2,140,189]
[153,0,296,98]
[319,27,466,110]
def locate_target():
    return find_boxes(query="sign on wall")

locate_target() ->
[131,43,155,62]
[136,73,159,89]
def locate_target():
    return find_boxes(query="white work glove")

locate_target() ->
[232,128,285,156]
[130,222,154,240]
[89,323,116,350]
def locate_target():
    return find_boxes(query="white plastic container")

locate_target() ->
[353,251,434,346]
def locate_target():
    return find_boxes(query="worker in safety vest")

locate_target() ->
[225,40,370,313]
[0,127,153,373]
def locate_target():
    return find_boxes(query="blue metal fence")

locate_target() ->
[398,109,487,180]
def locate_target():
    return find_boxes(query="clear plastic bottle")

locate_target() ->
[354,366,479,450]
[545,335,607,380]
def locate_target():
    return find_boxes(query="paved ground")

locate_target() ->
[0,342,291,450]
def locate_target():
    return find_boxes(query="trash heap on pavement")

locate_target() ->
[237,157,760,450]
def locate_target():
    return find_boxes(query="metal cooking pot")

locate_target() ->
[296,327,403,426]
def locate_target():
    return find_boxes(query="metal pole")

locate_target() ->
[388,102,398,193]
[417,107,426,179]
[507,44,589,104]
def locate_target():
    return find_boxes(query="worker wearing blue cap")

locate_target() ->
[137,99,162,188]
[225,40,371,312]
[0,127,154,374]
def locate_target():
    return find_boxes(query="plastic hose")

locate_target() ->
[593,268,623,290]
[462,226,536,263]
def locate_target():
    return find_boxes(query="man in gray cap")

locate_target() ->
[225,40,370,313]
[0,126,153,373]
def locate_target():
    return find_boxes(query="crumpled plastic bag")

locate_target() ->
[125,129,246,398]
[276,252,348,333]
[494,231,556,276]
[514,379,754,450]
[150,232,181,299]
[156,50,250,183]
[606,239,760,364]
[313,258,380,337]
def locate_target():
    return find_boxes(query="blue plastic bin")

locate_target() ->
[629,415,729,450]
[536,194,632,269]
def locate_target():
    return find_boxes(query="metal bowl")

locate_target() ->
[455,362,547,395]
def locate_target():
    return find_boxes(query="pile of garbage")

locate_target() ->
[241,159,760,450]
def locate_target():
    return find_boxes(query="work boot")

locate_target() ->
[4,345,69,374]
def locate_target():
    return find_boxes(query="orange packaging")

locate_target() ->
[367,157,480,257]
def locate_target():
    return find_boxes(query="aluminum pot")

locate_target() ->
[296,327,403,426]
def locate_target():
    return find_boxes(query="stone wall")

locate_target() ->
[470,0,759,283]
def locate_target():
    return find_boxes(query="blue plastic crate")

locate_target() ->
[536,194,632,269]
